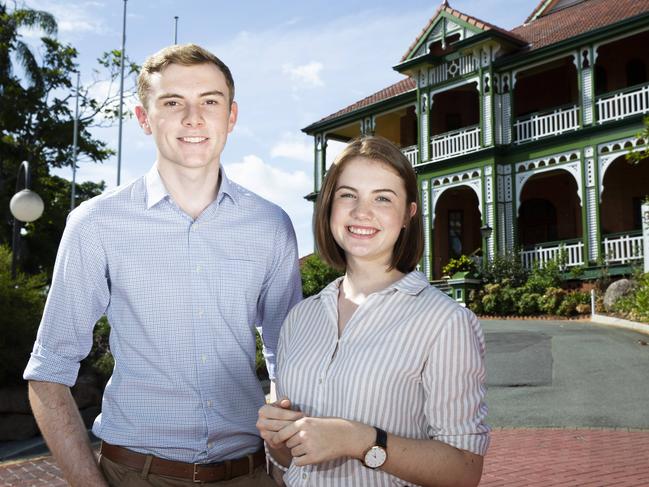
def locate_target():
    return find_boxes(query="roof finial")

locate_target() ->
[443,0,450,6]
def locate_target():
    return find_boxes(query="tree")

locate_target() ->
[0,1,139,277]
[626,115,649,166]
[300,254,343,297]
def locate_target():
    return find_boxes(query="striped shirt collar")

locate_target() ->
[144,164,240,209]
[318,270,429,299]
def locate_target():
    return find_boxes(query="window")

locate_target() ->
[448,210,463,258]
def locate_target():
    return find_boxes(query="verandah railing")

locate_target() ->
[429,125,481,162]
[401,145,419,166]
[514,105,580,144]
[602,233,644,264]
[597,83,649,124]
[520,240,584,270]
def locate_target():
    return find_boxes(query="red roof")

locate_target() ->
[307,0,649,130]
[307,77,416,127]
[513,0,649,51]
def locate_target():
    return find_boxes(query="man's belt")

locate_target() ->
[100,441,265,483]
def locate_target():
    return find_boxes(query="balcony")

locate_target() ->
[401,145,419,166]
[428,125,481,163]
[521,240,584,270]
[514,105,580,144]
[596,82,649,125]
[602,232,644,265]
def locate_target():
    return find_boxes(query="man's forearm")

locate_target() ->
[28,381,108,487]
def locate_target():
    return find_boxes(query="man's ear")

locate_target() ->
[227,101,238,134]
[135,105,152,135]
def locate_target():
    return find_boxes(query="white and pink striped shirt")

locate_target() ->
[276,271,490,487]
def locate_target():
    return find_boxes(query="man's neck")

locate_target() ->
[156,162,221,220]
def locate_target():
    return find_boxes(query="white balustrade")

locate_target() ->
[429,125,481,162]
[401,145,419,166]
[514,105,580,144]
[521,242,584,270]
[597,83,649,124]
[603,234,644,264]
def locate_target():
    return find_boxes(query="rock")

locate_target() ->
[0,385,31,414]
[0,413,38,441]
[603,279,635,311]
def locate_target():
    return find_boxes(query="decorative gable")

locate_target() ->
[406,13,482,61]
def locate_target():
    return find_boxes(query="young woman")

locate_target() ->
[258,136,489,487]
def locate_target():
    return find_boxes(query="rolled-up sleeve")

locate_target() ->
[23,204,109,387]
[257,210,302,380]
[423,307,490,456]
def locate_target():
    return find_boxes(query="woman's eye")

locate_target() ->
[339,192,355,198]
[376,195,391,202]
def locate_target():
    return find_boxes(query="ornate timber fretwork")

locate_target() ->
[420,94,430,161]
[578,46,595,125]
[484,166,495,259]
[514,150,584,213]
[314,134,328,192]
[430,169,484,225]
[496,165,514,252]
[482,72,492,146]
[428,54,479,85]
[360,116,376,136]
[421,179,432,280]
[500,73,513,144]
[597,136,648,201]
[584,146,599,261]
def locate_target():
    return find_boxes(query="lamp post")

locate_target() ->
[9,161,44,279]
[480,224,493,264]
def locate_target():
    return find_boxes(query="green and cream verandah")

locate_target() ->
[303,0,649,280]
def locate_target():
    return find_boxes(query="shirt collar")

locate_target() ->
[144,164,240,210]
[315,270,429,300]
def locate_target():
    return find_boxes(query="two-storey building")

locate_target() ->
[303,0,649,280]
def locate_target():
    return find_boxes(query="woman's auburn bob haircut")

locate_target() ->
[314,135,424,273]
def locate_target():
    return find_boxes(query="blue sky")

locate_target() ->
[23,0,535,256]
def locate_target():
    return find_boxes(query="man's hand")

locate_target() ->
[256,398,303,449]
[275,417,375,467]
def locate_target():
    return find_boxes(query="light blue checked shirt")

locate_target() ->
[24,165,302,463]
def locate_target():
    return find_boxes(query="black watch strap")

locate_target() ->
[375,427,388,449]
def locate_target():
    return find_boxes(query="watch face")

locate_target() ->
[364,446,387,468]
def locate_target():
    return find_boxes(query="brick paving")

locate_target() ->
[2,428,649,486]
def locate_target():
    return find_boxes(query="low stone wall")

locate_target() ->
[0,372,103,441]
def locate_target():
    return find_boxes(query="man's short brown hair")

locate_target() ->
[137,43,235,108]
[314,135,424,273]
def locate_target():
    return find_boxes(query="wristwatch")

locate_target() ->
[363,427,388,469]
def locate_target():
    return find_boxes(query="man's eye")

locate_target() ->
[164,100,178,107]
[205,99,218,105]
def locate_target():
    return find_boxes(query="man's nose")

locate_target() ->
[182,104,204,127]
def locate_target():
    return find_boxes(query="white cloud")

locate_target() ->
[271,134,312,162]
[24,1,109,37]
[282,61,324,88]
[224,155,313,256]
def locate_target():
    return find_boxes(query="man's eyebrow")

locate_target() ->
[156,90,226,100]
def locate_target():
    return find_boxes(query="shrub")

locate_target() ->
[539,287,566,315]
[300,254,343,297]
[0,246,47,385]
[556,291,589,316]
[613,273,649,323]
[525,260,562,294]
[516,292,542,315]
[481,250,528,287]
[442,255,477,277]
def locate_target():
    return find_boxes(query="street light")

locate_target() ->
[9,161,44,279]
[480,224,493,264]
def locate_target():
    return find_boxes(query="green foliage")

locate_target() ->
[525,260,562,294]
[614,273,649,323]
[300,254,343,298]
[481,250,528,287]
[0,245,47,385]
[538,287,566,315]
[255,330,268,380]
[82,316,114,382]
[516,292,542,315]
[626,115,649,167]
[442,255,477,277]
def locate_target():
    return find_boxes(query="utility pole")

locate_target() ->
[71,70,80,210]
[117,0,128,186]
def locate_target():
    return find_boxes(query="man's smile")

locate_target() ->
[178,136,208,143]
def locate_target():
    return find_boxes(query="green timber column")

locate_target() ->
[576,46,596,126]
[481,70,494,147]
[314,133,327,193]
[502,72,513,144]
[584,146,600,263]
[419,93,430,162]
[421,179,432,280]
[483,165,496,259]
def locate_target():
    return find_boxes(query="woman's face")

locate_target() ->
[329,157,416,269]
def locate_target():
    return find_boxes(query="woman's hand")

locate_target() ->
[257,398,304,449]
[275,417,375,466]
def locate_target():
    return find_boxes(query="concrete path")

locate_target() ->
[3,319,649,485]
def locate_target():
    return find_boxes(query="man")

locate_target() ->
[24,44,302,487]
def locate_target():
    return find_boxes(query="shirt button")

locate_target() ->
[201,354,207,364]
[195,265,202,272]
[318,378,322,384]
[207,442,212,449]
[198,309,204,317]
[302,473,308,480]
[192,224,198,231]
[206,400,213,407]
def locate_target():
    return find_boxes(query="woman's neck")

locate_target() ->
[341,261,405,304]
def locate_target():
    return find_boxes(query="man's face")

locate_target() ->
[135,63,237,172]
